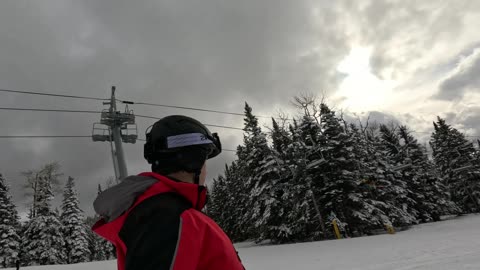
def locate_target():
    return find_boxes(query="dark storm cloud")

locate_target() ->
[435,48,480,100]
[1,0,352,214]
[68,0,351,109]
[446,106,480,140]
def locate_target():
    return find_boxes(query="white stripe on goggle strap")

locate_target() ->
[167,133,213,148]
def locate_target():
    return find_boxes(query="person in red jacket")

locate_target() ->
[92,115,245,270]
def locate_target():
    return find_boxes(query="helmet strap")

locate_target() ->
[194,171,201,185]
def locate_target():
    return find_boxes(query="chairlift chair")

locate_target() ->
[121,123,138,144]
[92,123,112,142]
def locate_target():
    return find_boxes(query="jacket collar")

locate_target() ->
[94,172,207,224]
[139,172,207,210]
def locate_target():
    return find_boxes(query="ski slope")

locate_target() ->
[9,214,480,270]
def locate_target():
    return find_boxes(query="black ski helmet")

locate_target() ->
[144,115,221,181]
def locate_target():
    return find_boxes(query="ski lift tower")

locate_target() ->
[92,86,138,180]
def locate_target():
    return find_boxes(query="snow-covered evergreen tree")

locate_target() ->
[210,113,322,243]
[211,149,250,241]
[377,124,420,223]
[85,216,108,261]
[351,124,416,228]
[317,104,387,236]
[60,177,90,263]
[284,113,333,240]
[23,163,63,220]
[430,117,480,212]
[397,126,459,221]
[21,176,66,265]
[282,121,321,241]
[230,161,253,241]
[0,173,21,268]
[257,118,307,243]
[209,163,251,242]
[84,185,115,261]
[271,118,292,156]
[475,140,480,166]
[237,103,284,243]
[209,174,227,225]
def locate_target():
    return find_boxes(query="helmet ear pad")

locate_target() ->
[208,132,222,159]
[151,145,209,175]
[143,132,155,164]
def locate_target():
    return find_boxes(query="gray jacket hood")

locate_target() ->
[93,175,158,222]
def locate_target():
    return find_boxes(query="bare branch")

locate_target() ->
[277,111,290,128]
[363,114,371,134]
[291,93,317,117]
[339,110,349,131]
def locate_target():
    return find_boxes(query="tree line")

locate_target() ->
[0,163,114,268]
[208,96,480,244]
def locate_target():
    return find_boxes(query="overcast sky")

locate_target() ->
[1,0,479,217]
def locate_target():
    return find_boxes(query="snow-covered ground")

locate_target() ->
[9,214,480,270]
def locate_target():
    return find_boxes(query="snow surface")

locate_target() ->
[9,214,480,270]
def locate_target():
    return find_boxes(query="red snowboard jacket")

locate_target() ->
[92,172,245,270]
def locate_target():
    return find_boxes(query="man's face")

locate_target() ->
[199,162,207,186]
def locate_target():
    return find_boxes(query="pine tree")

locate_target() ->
[0,173,21,268]
[60,177,90,264]
[253,148,290,243]
[430,117,480,212]
[22,163,63,219]
[250,118,299,243]
[270,118,307,242]
[209,166,240,238]
[85,216,108,261]
[377,124,420,223]
[316,104,387,236]
[283,121,321,241]
[208,174,227,227]
[21,176,66,265]
[271,118,292,156]
[353,124,416,228]
[84,186,115,261]
[223,152,252,241]
[237,103,267,239]
[476,140,480,165]
[239,103,282,242]
[297,115,320,145]
[397,126,459,221]
[227,162,250,241]
[286,114,332,240]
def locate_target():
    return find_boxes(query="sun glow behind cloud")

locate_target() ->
[335,47,397,112]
